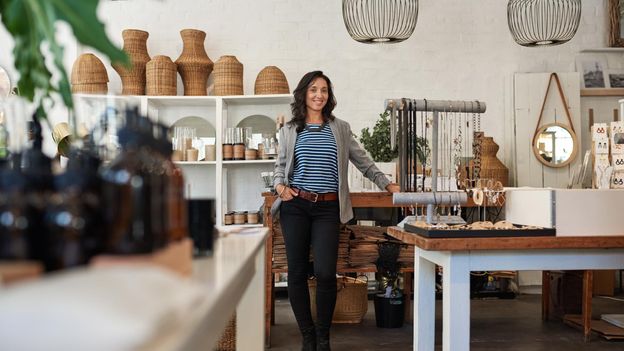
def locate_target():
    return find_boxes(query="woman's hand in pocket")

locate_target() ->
[277,185,298,201]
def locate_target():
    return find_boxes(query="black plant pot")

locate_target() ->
[374,294,405,328]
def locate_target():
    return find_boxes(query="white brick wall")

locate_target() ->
[0,0,613,159]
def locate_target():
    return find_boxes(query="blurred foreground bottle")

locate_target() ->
[154,123,188,242]
[101,107,168,254]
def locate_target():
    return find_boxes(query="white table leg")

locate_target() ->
[414,247,436,351]
[442,252,470,351]
[236,243,266,350]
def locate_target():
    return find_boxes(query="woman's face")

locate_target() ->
[305,77,328,115]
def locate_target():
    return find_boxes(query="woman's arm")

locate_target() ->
[273,127,287,189]
[273,126,298,200]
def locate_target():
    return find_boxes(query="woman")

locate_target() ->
[272,71,400,351]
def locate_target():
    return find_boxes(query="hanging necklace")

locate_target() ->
[304,121,325,132]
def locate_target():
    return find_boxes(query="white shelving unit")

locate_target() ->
[74,93,293,226]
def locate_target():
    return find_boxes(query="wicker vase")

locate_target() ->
[254,66,289,95]
[113,29,150,95]
[70,53,108,94]
[146,55,177,96]
[175,29,213,96]
[214,55,243,96]
[478,136,509,186]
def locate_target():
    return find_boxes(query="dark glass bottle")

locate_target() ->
[0,111,9,168]
[45,144,104,270]
[20,119,54,270]
[155,124,188,242]
[100,109,157,254]
[138,117,167,249]
[0,153,30,261]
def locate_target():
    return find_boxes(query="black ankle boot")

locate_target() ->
[301,326,316,351]
[316,327,330,351]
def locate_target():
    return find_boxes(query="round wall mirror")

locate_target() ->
[533,123,578,168]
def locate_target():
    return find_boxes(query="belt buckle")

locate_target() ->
[311,192,319,203]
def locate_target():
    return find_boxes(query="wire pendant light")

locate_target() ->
[507,0,581,47]
[342,0,418,44]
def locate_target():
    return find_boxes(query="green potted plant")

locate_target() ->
[359,111,397,163]
[0,0,128,121]
[358,111,430,189]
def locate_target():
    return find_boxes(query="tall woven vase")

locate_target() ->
[114,29,150,95]
[146,56,177,96]
[478,136,509,186]
[175,29,213,96]
[214,55,243,96]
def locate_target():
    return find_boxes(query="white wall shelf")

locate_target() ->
[222,94,293,106]
[223,160,276,165]
[175,161,217,165]
[146,96,218,108]
[75,93,292,226]
[580,88,624,97]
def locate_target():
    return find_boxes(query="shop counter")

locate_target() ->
[0,228,268,351]
[387,226,624,351]
[150,227,268,351]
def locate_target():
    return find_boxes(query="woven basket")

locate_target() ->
[309,276,368,324]
[214,314,236,351]
[71,83,109,94]
[254,66,289,95]
[113,29,150,95]
[213,55,243,96]
[70,53,108,94]
[175,29,213,96]
[475,135,509,187]
[146,55,177,96]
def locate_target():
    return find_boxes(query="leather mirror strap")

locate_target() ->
[534,73,576,140]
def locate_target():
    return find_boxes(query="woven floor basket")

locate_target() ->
[114,29,150,95]
[309,276,368,324]
[254,66,289,95]
[146,55,177,96]
[70,53,108,94]
[214,314,236,351]
[214,55,243,96]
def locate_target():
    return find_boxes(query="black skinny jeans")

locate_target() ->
[279,196,340,331]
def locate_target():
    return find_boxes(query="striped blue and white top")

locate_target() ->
[289,123,338,193]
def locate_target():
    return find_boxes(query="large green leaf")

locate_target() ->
[50,0,127,64]
[0,0,127,119]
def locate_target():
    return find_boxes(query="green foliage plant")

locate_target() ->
[359,111,430,164]
[359,111,397,163]
[0,0,128,119]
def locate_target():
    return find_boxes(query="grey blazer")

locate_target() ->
[271,117,391,223]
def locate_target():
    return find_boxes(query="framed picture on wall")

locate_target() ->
[606,70,624,88]
[576,55,608,89]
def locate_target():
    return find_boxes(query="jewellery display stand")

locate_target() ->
[384,98,486,224]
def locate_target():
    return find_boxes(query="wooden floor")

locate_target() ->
[268,294,624,350]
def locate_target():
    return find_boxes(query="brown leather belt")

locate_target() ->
[292,188,338,202]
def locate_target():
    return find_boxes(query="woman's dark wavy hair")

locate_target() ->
[289,71,336,132]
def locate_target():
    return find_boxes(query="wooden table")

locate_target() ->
[386,226,624,351]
